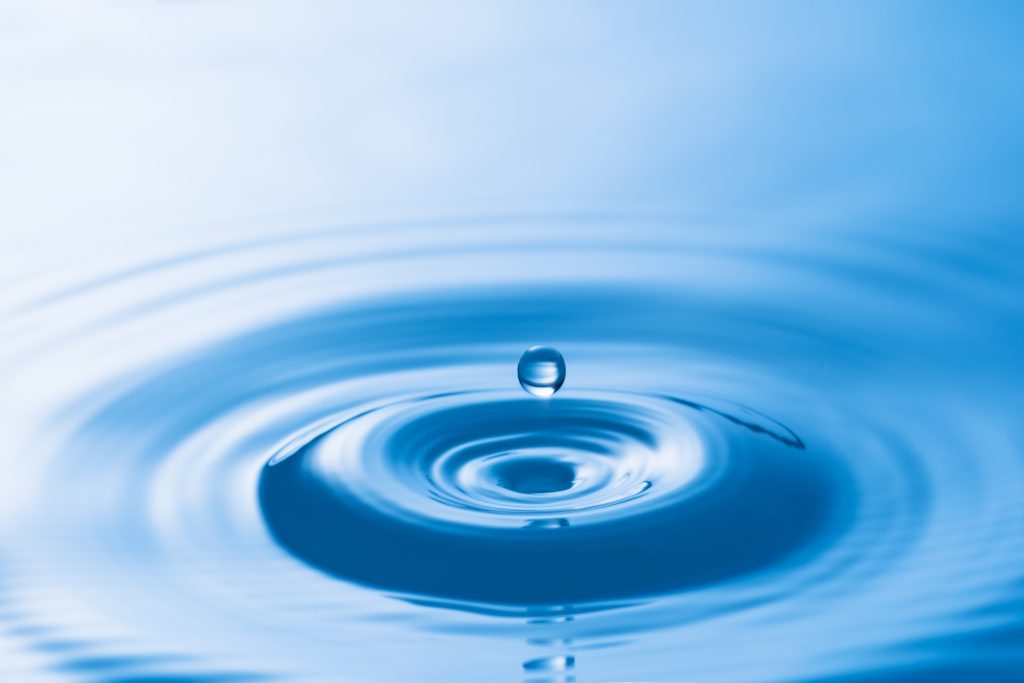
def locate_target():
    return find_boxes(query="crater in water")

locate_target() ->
[493,458,577,494]
[259,387,844,607]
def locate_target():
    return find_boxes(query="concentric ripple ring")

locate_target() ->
[260,390,844,606]
[1,215,1021,682]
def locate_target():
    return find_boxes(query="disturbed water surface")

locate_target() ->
[0,216,1021,682]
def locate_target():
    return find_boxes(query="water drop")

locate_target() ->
[518,346,566,397]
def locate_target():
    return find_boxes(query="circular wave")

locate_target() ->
[1,215,1021,682]
[260,390,841,606]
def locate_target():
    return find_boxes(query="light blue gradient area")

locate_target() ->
[0,3,1022,683]
[1,1,1022,231]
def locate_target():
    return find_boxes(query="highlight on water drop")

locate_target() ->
[517,345,566,397]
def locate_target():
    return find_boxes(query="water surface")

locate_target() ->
[1,216,1022,682]
[1,3,1023,682]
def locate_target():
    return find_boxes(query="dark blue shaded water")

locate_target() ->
[260,387,838,606]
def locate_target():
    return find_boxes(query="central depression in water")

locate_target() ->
[260,358,835,607]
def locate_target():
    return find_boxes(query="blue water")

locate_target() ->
[2,3,1024,683]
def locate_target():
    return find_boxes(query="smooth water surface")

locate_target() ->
[1,3,1023,683]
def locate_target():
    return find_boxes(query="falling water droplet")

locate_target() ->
[518,346,566,397]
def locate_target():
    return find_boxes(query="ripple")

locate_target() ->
[260,389,842,606]
[1,215,1022,682]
